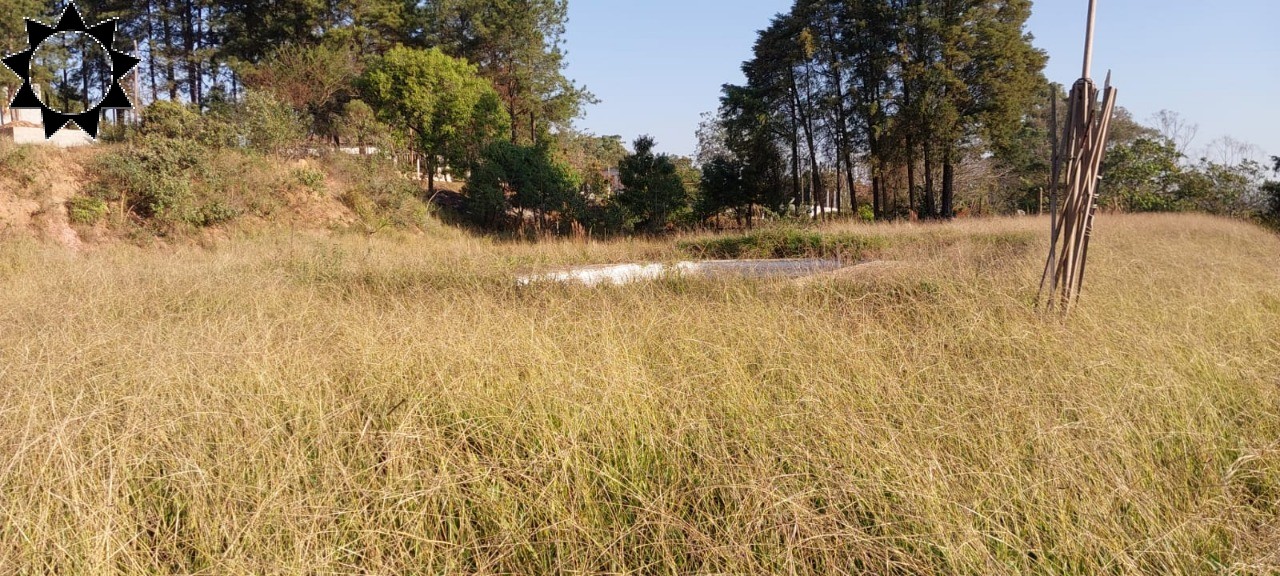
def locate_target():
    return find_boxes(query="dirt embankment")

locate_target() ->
[0,145,395,249]
[0,145,88,250]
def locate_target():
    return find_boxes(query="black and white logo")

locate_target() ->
[3,2,139,139]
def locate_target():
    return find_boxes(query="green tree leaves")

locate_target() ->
[464,141,582,231]
[427,0,594,145]
[360,47,510,194]
[1102,135,1272,217]
[616,136,690,233]
[716,0,1047,220]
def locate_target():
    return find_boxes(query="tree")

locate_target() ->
[926,0,1047,218]
[1100,136,1183,212]
[1262,157,1280,224]
[465,140,583,232]
[698,156,746,225]
[1107,106,1160,147]
[360,47,510,195]
[719,0,1047,221]
[1149,109,1198,158]
[717,83,790,219]
[693,111,731,167]
[427,0,595,145]
[243,42,360,144]
[553,130,627,199]
[336,99,389,154]
[1177,157,1268,217]
[0,0,43,58]
[615,136,689,233]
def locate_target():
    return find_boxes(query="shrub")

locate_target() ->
[328,153,432,230]
[0,141,36,188]
[679,227,889,260]
[465,141,585,233]
[91,135,206,224]
[66,196,108,225]
[196,200,239,227]
[292,167,326,193]
[140,101,203,140]
[90,135,263,232]
[240,90,307,155]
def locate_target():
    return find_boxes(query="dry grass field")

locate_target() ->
[1,213,1278,574]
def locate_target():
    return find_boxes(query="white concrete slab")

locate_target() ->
[516,259,846,287]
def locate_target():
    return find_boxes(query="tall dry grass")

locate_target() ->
[0,213,1277,574]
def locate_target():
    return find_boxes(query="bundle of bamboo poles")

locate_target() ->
[1039,0,1118,313]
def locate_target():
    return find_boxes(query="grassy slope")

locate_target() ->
[0,214,1277,574]
[1,141,440,247]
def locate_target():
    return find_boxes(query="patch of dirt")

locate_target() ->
[30,148,89,250]
[0,188,40,236]
[0,146,88,250]
[285,190,357,228]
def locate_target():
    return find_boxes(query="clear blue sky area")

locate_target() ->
[563,0,1280,162]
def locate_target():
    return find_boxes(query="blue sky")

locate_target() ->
[563,1,1280,163]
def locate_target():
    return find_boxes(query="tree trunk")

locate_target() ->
[787,68,802,215]
[870,171,880,218]
[902,78,917,218]
[923,138,936,218]
[146,0,158,102]
[869,134,881,219]
[80,34,90,112]
[830,131,841,216]
[801,102,823,221]
[163,5,177,102]
[907,138,918,216]
[827,47,850,216]
[942,146,955,218]
[508,100,518,143]
[865,81,883,220]
[182,0,197,105]
[426,155,436,196]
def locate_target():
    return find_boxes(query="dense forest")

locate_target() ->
[3,0,1278,234]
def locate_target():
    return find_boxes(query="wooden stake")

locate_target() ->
[1083,0,1099,79]
[1038,0,1118,314]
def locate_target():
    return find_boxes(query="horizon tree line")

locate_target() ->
[700,0,1047,221]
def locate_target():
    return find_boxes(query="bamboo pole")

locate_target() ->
[1072,86,1117,306]
[1083,0,1098,79]
[1049,82,1091,308]
[1048,85,1061,225]
[1039,84,1079,305]
[1039,0,1116,314]
[1037,87,1060,301]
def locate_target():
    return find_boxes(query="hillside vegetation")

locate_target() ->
[0,138,439,247]
[1,213,1277,574]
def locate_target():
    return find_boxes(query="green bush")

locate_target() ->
[0,142,36,188]
[138,100,237,149]
[240,90,306,155]
[90,133,260,232]
[464,141,584,232]
[140,101,203,140]
[292,167,326,193]
[328,153,432,230]
[679,227,888,260]
[66,196,108,225]
[91,135,206,225]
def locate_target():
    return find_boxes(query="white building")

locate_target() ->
[0,86,95,148]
